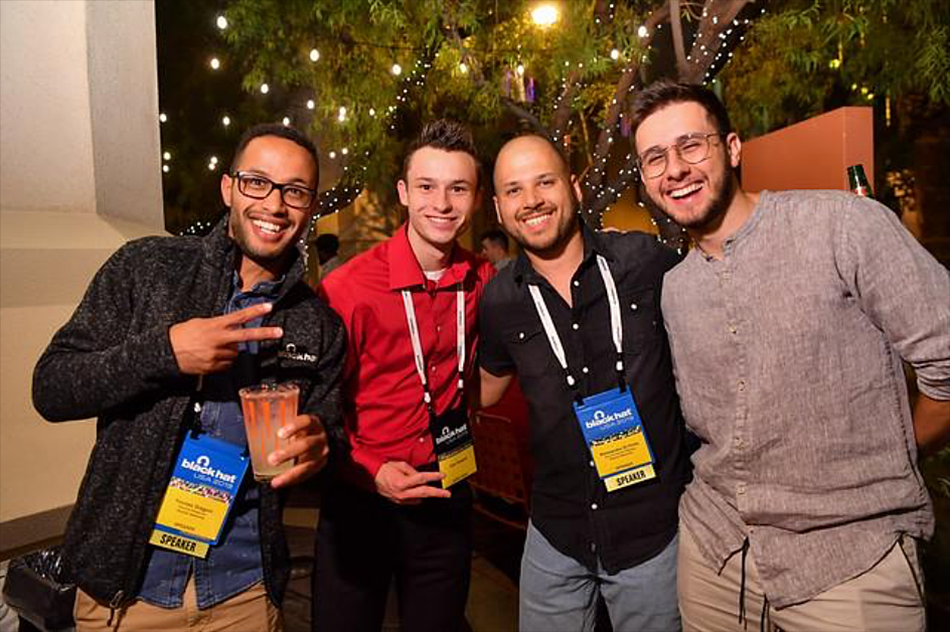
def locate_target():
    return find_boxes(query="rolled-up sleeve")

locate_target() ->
[836,196,950,400]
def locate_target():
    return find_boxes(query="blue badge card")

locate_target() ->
[149,434,248,558]
[573,387,657,492]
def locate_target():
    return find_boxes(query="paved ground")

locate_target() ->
[283,510,522,632]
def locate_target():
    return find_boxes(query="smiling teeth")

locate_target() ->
[253,219,282,234]
[524,215,549,226]
[670,183,702,199]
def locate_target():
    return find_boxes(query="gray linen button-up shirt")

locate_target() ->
[662,189,950,608]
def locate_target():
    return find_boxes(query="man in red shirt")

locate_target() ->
[313,120,494,632]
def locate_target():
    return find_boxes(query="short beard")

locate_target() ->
[511,204,580,259]
[641,165,738,233]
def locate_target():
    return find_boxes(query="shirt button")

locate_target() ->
[573,280,580,288]
[737,483,747,495]
[738,380,746,392]
[418,437,425,443]
[591,503,598,510]
[630,303,638,311]
[519,332,525,340]
[582,366,590,374]
[734,437,743,447]
[728,325,737,334]
[589,460,595,467]
[572,323,579,330]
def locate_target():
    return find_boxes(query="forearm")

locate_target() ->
[913,392,950,456]
[479,367,514,408]
[33,325,181,421]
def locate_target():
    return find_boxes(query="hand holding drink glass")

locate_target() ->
[239,382,311,483]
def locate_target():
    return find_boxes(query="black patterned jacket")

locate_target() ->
[32,216,345,607]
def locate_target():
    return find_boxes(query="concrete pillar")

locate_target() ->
[0,0,165,552]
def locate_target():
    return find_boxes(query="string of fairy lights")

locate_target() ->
[169,3,765,241]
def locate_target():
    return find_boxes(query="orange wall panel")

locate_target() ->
[741,106,874,193]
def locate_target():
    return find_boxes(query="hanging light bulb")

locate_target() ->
[531,4,559,27]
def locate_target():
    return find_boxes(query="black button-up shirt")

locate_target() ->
[479,224,690,573]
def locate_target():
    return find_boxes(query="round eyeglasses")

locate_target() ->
[231,172,316,209]
[636,132,722,179]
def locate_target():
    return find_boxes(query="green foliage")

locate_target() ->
[222,0,655,194]
[721,0,950,139]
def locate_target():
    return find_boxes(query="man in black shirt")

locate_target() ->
[479,134,689,631]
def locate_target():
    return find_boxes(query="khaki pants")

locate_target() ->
[678,523,925,632]
[74,578,281,632]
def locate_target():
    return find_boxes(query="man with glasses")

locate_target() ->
[630,80,950,631]
[33,123,345,632]
[479,133,690,631]
[313,120,494,632]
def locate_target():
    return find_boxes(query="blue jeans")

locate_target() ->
[519,521,680,632]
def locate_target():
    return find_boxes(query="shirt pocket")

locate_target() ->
[504,320,558,379]
[619,284,663,354]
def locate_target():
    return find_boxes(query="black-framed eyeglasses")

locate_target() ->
[636,132,722,179]
[231,171,316,209]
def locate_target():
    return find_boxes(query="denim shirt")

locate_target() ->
[137,273,282,608]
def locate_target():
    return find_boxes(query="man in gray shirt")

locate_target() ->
[631,80,950,631]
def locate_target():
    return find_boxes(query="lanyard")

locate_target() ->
[402,283,466,415]
[528,254,625,393]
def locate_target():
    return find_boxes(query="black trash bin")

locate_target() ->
[2,547,75,632]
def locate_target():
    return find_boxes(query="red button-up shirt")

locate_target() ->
[321,225,494,484]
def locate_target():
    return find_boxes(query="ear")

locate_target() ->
[725,132,742,169]
[493,196,503,224]
[397,179,409,206]
[220,173,234,208]
[570,175,583,205]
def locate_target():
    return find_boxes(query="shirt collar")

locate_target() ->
[387,223,475,290]
[231,270,284,297]
[700,190,771,261]
[511,218,612,286]
[204,213,303,297]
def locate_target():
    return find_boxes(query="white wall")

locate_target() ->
[0,0,165,545]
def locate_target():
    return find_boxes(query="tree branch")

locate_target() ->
[582,3,670,206]
[551,70,581,142]
[670,0,690,77]
[682,0,754,83]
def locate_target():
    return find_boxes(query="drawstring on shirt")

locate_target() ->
[760,594,772,632]
[738,538,750,629]
[736,538,773,632]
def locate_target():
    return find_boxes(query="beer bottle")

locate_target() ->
[847,164,873,198]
